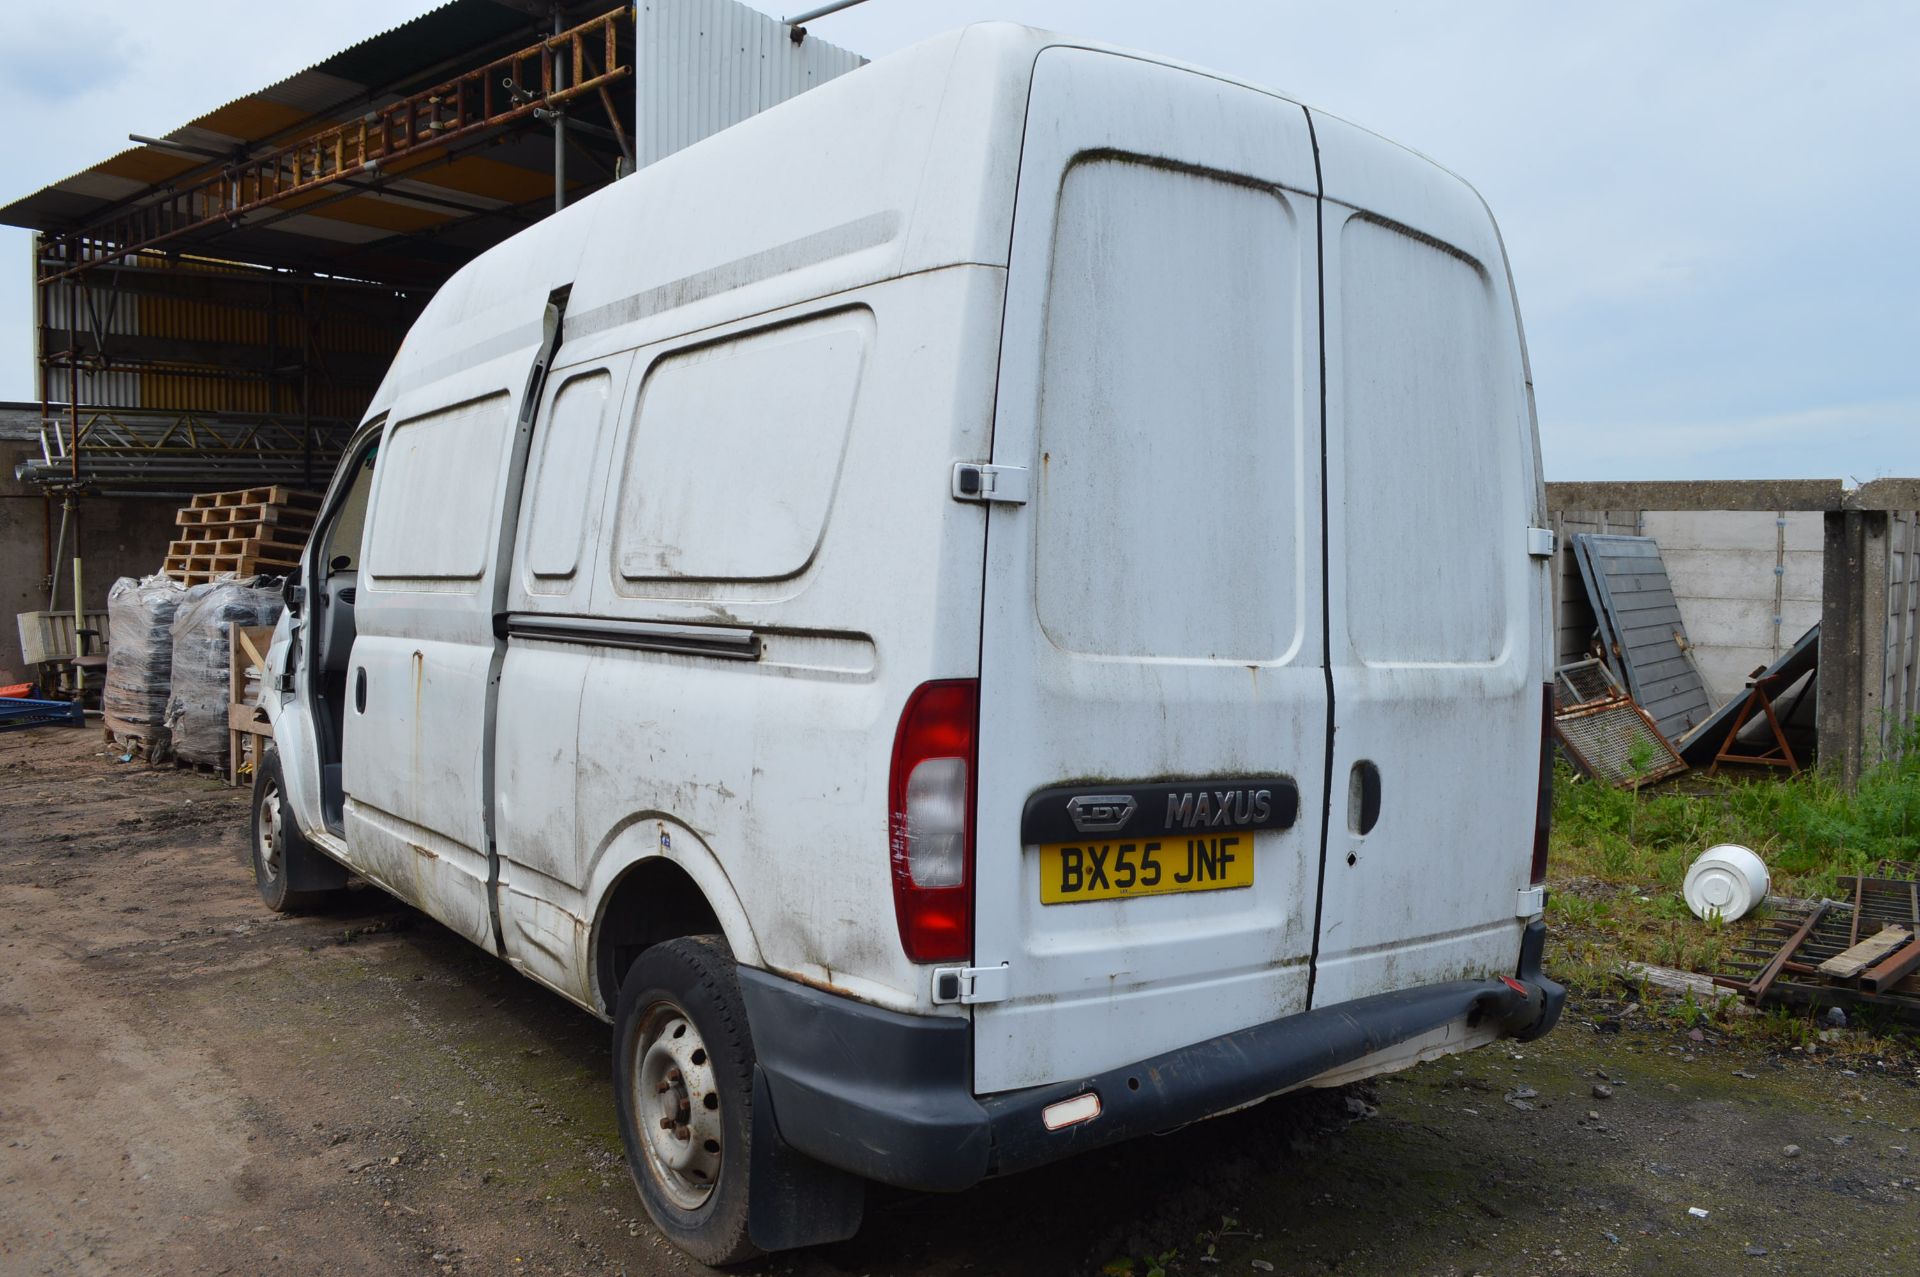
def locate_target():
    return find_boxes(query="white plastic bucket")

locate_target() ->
[1683,844,1770,922]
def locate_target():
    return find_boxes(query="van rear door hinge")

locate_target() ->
[1526,527,1556,558]
[931,963,1011,1005]
[951,462,1030,505]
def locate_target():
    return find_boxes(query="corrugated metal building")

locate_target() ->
[3,0,863,496]
[0,0,863,681]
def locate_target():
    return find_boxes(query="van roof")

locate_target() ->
[363,22,1457,419]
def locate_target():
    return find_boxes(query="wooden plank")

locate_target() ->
[238,536,306,559]
[227,702,272,732]
[1817,925,1914,980]
[1620,963,1756,1015]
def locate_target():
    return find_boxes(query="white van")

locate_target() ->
[254,23,1564,1265]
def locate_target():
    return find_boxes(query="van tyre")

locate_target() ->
[249,745,339,913]
[613,935,761,1267]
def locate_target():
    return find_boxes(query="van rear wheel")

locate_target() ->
[613,935,760,1267]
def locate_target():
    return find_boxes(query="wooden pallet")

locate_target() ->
[228,624,275,787]
[102,712,161,757]
[163,486,317,584]
[163,535,306,561]
[184,485,320,511]
[177,503,315,533]
[161,559,300,586]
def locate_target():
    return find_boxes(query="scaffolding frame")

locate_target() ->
[25,7,633,496]
[38,11,631,282]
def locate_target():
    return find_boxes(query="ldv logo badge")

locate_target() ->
[1066,794,1136,834]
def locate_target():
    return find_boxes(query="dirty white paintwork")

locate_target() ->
[1309,111,1549,1011]
[344,386,519,953]
[973,47,1326,1092]
[269,23,1549,1097]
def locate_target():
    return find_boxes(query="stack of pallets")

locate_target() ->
[163,486,318,585]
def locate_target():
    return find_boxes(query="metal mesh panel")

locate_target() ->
[1554,699,1688,788]
[1554,658,1620,710]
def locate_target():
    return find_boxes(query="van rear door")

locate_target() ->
[1308,113,1548,1010]
[970,48,1326,1095]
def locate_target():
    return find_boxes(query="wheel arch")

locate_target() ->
[586,816,763,1016]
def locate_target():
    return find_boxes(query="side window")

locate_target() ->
[365,394,511,584]
[521,370,613,591]
[613,310,870,584]
[322,443,377,570]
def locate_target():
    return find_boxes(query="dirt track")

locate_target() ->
[3,727,1917,1276]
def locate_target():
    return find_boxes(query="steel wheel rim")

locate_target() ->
[630,1000,724,1210]
[257,779,283,883]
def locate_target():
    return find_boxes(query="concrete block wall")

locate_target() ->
[1549,480,1920,786]
[1639,510,1823,707]
[1882,509,1919,744]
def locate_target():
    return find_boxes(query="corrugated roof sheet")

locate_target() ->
[0,1,629,285]
[635,0,866,166]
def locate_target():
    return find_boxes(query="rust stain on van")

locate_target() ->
[784,966,857,1000]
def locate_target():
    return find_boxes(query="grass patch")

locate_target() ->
[1545,726,1920,1052]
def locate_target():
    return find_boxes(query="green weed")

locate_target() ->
[1545,725,1920,1053]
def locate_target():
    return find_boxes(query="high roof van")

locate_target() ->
[253,22,1565,1265]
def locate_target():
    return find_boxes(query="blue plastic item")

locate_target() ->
[0,696,86,731]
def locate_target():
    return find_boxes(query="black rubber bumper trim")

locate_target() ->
[1514,916,1568,1042]
[980,975,1544,1176]
[743,928,1566,1193]
[739,969,992,1192]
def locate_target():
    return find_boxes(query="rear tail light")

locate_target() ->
[889,680,978,963]
[1531,681,1553,885]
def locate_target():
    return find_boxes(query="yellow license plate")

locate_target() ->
[1038,834,1255,904]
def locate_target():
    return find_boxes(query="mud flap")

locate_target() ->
[284,842,349,893]
[748,1067,865,1252]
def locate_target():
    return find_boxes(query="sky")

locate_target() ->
[0,1,1914,481]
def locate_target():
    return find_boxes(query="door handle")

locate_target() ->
[354,668,368,714]
[1348,760,1381,836]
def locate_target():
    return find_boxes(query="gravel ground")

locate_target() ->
[2,727,1916,1276]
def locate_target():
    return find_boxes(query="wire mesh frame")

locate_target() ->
[1554,658,1625,711]
[1553,694,1689,789]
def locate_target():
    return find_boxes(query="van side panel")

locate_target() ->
[492,266,1005,1013]
[1310,112,1550,1008]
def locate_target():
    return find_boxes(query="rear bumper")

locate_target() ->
[742,920,1565,1192]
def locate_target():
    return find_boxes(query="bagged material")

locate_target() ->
[164,580,284,765]
[103,575,187,739]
